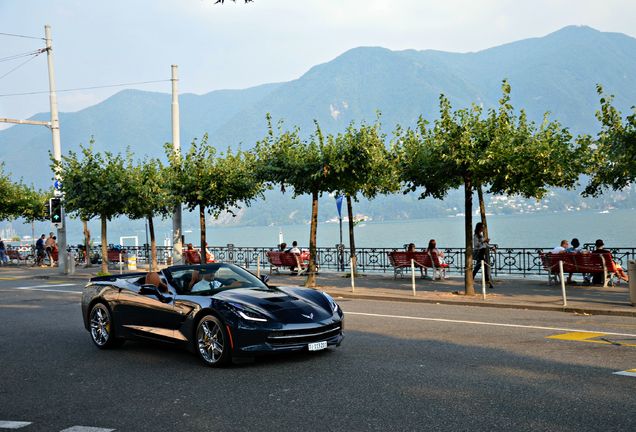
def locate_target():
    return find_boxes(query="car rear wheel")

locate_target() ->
[89,303,124,349]
[196,315,230,367]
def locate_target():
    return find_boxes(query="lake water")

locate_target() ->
[12,208,635,249]
[182,209,636,249]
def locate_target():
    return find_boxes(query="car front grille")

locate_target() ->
[267,323,342,346]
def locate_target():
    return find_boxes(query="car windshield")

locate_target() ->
[165,263,268,296]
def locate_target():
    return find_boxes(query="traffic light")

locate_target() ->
[49,197,63,227]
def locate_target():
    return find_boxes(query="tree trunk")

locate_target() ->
[199,204,206,264]
[464,176,475,295]
[305,190,319,288]
[346,194,357,275]
[148,215,157,271]
[477,183,489,239]
[100,215,108,274]
[83,220,91,267]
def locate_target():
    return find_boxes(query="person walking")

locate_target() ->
[45,232,55,266]
[35,234,46,267]
[472,222,494,289]
[0,240,7,265]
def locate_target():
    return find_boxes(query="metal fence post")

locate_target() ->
[559,260,567,307]
[481,260,486,300]
[411,259,416,296]
[350,257,355,292]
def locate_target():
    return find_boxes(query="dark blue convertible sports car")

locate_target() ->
[81,263,344,366]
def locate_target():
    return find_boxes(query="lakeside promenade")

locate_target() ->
[1,263,634,317]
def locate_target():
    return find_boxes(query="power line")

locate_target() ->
[0,50,44,81]
[0,49,46,64]
[0,31,45,40]
[0,79,172,97]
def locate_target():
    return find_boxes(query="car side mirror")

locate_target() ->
[259,274,270,284]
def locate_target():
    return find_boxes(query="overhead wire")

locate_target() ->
[0,49,45,81]
[0,79,172,97]
[0,31,45,40]
[0,49,45,63]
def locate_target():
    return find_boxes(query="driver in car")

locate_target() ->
[191,272,223,293]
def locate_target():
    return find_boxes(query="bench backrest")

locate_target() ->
[184,250,202,264]
[388,251,436,268]
[107,250,125,261]
[539,251,615,273]
[267,251,304,267]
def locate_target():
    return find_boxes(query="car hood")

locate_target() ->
[213,286,335,323]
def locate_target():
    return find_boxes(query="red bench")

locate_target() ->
[539,252,617,287]
[266,251,308,275]
[107,250,127,262]
[184,250,202,264]
[387,251,449,279]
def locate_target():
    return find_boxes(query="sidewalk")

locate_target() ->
[1,264,634,317]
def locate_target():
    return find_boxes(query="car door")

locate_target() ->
[114,276,182,341]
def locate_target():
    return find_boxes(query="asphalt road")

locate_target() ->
[0,278,635,432]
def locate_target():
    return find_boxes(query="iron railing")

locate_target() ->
[64,244,636,277]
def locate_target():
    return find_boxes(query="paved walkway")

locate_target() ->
[1,263,634,317]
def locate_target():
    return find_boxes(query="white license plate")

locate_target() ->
[308,341,327,351]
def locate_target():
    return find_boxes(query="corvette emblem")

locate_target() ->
[301,313,314,320]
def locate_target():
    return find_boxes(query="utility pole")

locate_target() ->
[171,65,183,264]
[45,24,68,274]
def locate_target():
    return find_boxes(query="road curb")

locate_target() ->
[325,291,636,318]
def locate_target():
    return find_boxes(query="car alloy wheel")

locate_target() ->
[90,303,112,347]
[196,315,229,366]
[89,303,123,349]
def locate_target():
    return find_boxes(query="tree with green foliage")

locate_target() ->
[165,134,264,264]
[0,163,49,235]
[256,116,339,287]
[584,85,636,196]
[124,158,172,271]
[0,164,23,221]
[395,82,589,295]
[331,117,399,274]
[54,144,131,274]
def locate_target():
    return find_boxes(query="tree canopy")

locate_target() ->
[584,85,636,196]
[256,116,339,287]
[54,143,131,273]
[165,134,264,263]
[394,81,590,294]
[124,157,172,270]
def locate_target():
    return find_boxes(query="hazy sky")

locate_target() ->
[1,0,635,126]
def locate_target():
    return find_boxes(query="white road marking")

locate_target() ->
[14,283,78,289]
[7,283,81,294]
[59,427,115,432]
[613,369,636,377]
[0,421,32,429]
[12,287,81,294]
[345,311,636,338]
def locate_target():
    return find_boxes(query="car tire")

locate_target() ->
[89,303,124,349]
[195,315,231,367]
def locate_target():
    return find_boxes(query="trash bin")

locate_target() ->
[127,255,137,270]
[629,260,636,306]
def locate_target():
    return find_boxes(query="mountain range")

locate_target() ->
[1,25,635,230]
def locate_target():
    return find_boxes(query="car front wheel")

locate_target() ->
[196,315,230,367]
[89,303,124,349]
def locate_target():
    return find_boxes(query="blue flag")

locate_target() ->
[336,195,343,218]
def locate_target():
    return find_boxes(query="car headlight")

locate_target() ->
[227,301,268,322]
[321,292,339,313]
